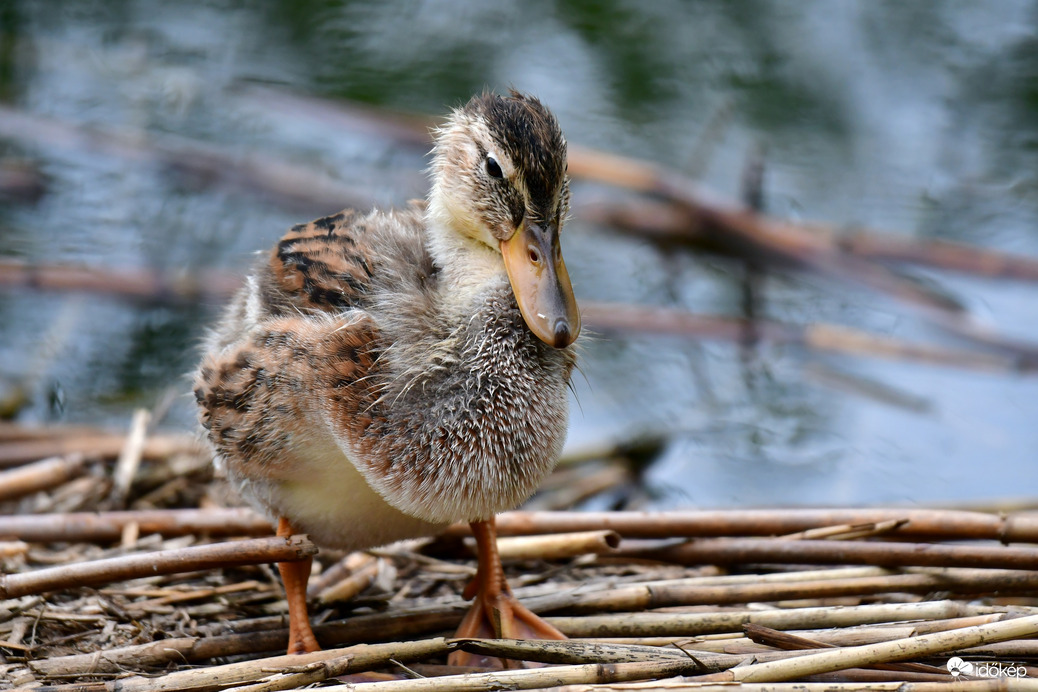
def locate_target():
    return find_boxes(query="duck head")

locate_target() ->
[428,91,580,349]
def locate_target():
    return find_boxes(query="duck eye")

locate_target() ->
[486,156,503,179]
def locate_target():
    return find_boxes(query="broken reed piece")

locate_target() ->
[742,623,950,677]
[237,84,435,149]
[33,614,463,676]
[30,638,452,689]
[317,553,380,604]
[549,600,1000,640]
[525,568,1038,615]
[629,537,1038,570]
[335,658,704,692]
[450,637,698,666]
[692,612,1038,683]
[0,534,316,598]
[307,550,376,598]
[801,323,1024,372]
[447,638,826,671]
[122,579,269,613]
[0,540,28,557]
[0,453,86,501]
[672,614,1008,654]
[0,431,202,468]
[40,655,701,692]
[801,362,932,414]
[414,665,951,687]
[229,655,383,692]
[110,408,151,505]
[777,519,908,541]
[445,640,949,683]
[471,508,1038,543]
[30,633,286,676]
[0,507,272,542]
[480,529,621,561]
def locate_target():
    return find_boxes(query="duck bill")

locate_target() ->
[500,220,581,349]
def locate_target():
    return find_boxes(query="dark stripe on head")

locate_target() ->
[464,91,567,217]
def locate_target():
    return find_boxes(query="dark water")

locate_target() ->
[2,1,1037,508]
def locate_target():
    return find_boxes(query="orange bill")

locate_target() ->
[500,220,580,349]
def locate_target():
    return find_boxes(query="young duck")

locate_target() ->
[194,91,580,665]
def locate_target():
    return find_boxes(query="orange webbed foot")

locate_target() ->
[447,518,565,669]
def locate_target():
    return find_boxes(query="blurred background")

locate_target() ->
[1,0,1037,510]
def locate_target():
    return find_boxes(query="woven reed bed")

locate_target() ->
[2,419,1038,691]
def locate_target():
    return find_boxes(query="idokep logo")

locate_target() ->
[946,657,1027,678]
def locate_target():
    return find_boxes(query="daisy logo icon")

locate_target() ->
[947,657,975,677]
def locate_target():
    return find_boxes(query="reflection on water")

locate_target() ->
[2,0,1037,507]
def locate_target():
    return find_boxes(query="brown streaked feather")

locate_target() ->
[195,312,384,482]
[196,202,433,488]
[263,209,377,314]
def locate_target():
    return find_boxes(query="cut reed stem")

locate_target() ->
[0,535,316,598]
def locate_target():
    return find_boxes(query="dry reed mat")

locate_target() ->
[4,422,1038,691]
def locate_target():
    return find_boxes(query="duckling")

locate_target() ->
[194,91,580,665]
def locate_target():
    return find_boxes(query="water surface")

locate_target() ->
[2,1,1037,508]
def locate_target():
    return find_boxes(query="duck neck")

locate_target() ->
[425,198,510,320]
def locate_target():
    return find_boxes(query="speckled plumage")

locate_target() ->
[194,92,577,554]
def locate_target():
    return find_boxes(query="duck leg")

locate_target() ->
[276,517,321,654]
[447,517,565,668]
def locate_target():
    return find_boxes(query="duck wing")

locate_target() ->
[195,306,383,480]
[262,209,380,315]
[196,207,403,481]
